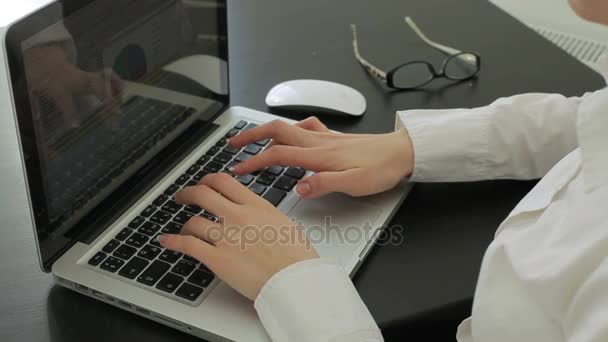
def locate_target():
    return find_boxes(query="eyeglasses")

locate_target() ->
[351,17,481,90]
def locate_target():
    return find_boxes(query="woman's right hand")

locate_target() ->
[228,117,415,199]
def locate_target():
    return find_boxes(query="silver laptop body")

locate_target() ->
[3,1,410,341]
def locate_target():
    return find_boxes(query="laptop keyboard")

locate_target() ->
[88,119,307,304]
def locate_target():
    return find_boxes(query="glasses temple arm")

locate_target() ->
[404,17,462,56]
[350,24,388,81]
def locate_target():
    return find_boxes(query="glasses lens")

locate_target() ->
[444,53,479,80]
[390,63,434,89]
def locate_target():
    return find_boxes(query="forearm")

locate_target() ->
[397,93,589,182]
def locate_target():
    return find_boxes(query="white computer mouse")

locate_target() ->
[265,79,367,116]
[163,55,228,95]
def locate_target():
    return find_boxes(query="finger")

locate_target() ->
[199,173,259,205]
[295,169,368,199]
[264,116,329,149]
[231,145,328,175]
[176,185,237,218]
[229,120,318,148]
[50,90,79,128]
[295,116,329,132]
[109,70,125,98]
[181,216,223,245]
[159,234,222,270]
[87,70,111,103]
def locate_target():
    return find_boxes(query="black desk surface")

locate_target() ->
[1,0,604,341]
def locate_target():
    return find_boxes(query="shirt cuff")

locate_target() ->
[254,258,383,342]
[396,109,491,182]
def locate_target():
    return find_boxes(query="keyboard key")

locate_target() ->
[116,228,133,241]
[206,146,220,156]
[88,252,107,266]
[175,174,190,186]
[183,255,200,264]
[198,263,213,273]
[150,211,173,225]
[225,129,239,138]
[151,234,162,247]
[285,167,306,179]
[235,153,252,163]
[157,273,184,293]
[196,155,210,166]
[162,200,182,215]
[263,188,287,207]
[266,166,284,176]
[234,120,248,130]
[203,162,223,173]
[119,257,149,279]
[184,205,203,214]
[137,260,171,286]
[216,138,228,147]
[138,245,162,260]
[125,232,149,248]
[162,221,183,234]
[186,165,200,176]
[128,216,145,229]
[237,174,255,186]
[114,244,137,260]
[249,183,267,196]
[141,205,156,218]
[172,260,196,277]
[201,212,219,223]
[186,180,198,187]
[164,184,180,196]
[244,123,258,131]
[153,194,169,207]
[257,173,276,186]
[192,171,208,182]
[225,161,238,171]
[174,211,194,225]
[244,144,262,155]
[223,146,240,155]
[102,239,120,253]
[176,283,204,302]
[139,220,160,235]
[256,139,271,147]
[214,152,233,164]
[100,256,125,273]
[188,270,215,288]
[273,176,297,192]
[159,250,183,264]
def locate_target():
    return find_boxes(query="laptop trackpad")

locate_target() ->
[287,193,382,265]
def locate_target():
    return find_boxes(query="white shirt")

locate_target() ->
[254,56,608,342]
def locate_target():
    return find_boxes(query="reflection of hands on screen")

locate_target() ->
[24,44,124,127]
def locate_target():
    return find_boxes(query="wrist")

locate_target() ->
[389,128,415,178]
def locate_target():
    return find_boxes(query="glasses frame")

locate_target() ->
[351,17,482,90]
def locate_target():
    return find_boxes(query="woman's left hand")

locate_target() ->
[159,173,319,301]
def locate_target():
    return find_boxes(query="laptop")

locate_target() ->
[3,1,410,341]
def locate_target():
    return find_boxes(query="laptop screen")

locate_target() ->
[5,0,229,271]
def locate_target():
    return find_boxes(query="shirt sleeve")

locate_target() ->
[22,23,73,50]
[396,93,592,182]
[254,258,383,342]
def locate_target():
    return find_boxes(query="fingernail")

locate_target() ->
[296,183,311,197]
[157,235,168,245]
[228,166,236,172]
